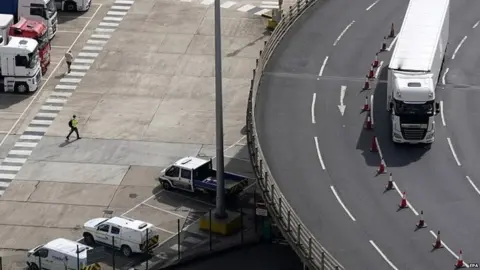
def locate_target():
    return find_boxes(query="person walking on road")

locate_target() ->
[66,115,81,141]
[65,50,73,74]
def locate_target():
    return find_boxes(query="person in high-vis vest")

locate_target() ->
[66,115,81,140]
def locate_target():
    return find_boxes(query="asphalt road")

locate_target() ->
[256,0,480,268]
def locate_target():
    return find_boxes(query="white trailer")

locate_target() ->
[387,0,449,144]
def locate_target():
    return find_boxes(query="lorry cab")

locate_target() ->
[55,0,92,12]
[83,216,160,257]
[26,238,92,270]
[18,0,58,39]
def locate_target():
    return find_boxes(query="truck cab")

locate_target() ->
[55,0,91,12]
[159,157,249,196]
[18,0,58,39]
[0,36,42,93]
[9,17,50,74]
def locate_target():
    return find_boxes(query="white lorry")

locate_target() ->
[387,0,449,144]
[0,14,42,93]
[55,0,92,12]
[83,216,160,257]
[26,238,98,270]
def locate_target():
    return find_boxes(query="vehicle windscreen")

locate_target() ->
[28,50,40,69]
[46,0,56,18]
[394,99,434,116]
[37,31,49,50]
[193,163,212,180]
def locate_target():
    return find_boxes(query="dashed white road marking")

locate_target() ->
[311,93,316,124]
[254,9,270,15]
[387,35,398,51]
[330,186,356,221]
[473,20,480,29]
[466,176,480,196]
[237,4,255,11]
[369,240,399,270]
[446,137,461,166]
[103,16,123,22]
[107,11,127,16]
[314,136,326,170]
[374,61,384,78]
[0,4,103,149]
[201,0,214,4]
[333,20,355,46]
[366,0,380,11]
[441,67,449,85]
[370,95,375,127]
[428,230,469,267]
[260,1,279,8]
[440,101,446,126]
[452,36,467,60]
[220,1,236,8]
[318,56,329,77]
[83,46,104,51]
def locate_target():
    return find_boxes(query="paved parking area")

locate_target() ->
[0,0,262,268]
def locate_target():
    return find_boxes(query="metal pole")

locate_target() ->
[76,245,80,270]
[112,237,115,270]
[177,219,181,259]
[240,208,244,243]
[214,0,227,219]
[209,210,213,251]
[146,229,149,270]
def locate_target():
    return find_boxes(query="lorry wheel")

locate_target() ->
[29,263,39,270]
[161,181,172,190]
[121,245,133,257]
[14,83,29,94]
[83,233,95,245]
[65,2,77,11]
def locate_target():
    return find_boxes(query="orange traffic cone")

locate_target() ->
[385,173,394,191]
[368,64,375,79]
[388,23,395,38]
[373,53,379,68]
[370,136,378,152]
[377,159,385,174]
[455,250,464,268]
[432,230,442,249]
[416,210,427,229]
[363,75,370,90]
[365,115,373,130]
[380,37,387,51]
[362,96,370,111]
[399,191,408,209]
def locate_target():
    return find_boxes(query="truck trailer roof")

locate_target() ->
[389,0,449,71]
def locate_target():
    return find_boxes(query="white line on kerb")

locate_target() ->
[333,20,355,46]
[318,56,329,77]
[311,93,316,124]
[452,36,467,60]
[314,136,326,170]
[0,4,103,150]
[392,181,419,216]
[374,61,384,79]
[428,230,469,267]
[369,240,399,270]
[446,137,461,166]
[387,35,398,51]
[473,20,480,29]
[466,176,480,196]
[330,186,356,221]
[441,67,449,85]
[440,101,446,126]
[370,95,375,127]
[366,0,379,11]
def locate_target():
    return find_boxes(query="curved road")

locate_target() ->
[256,0,480,268]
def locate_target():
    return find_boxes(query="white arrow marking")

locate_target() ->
[338,85,347,116]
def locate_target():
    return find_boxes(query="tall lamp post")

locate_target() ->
[214,0,227,219]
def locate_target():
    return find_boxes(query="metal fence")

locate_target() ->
[245,1,345,270]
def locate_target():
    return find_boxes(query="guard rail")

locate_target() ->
[246,1,345,269]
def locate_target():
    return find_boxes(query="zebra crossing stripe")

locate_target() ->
[0,0,135,197]
[221,1,236,8]
[237,4,255,12]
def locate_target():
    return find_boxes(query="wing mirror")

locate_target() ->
[435,102,440,114]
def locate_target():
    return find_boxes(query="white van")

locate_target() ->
[26,238,94,270]
[83,216,160,257]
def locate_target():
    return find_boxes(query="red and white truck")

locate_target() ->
[9,17,50,74]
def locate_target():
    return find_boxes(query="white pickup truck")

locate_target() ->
[82,216,159,257]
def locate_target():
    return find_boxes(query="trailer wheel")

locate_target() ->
[161,181,172,190]
[14,83,29,94]
[29,263,39,270]
[65,1,77,11]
